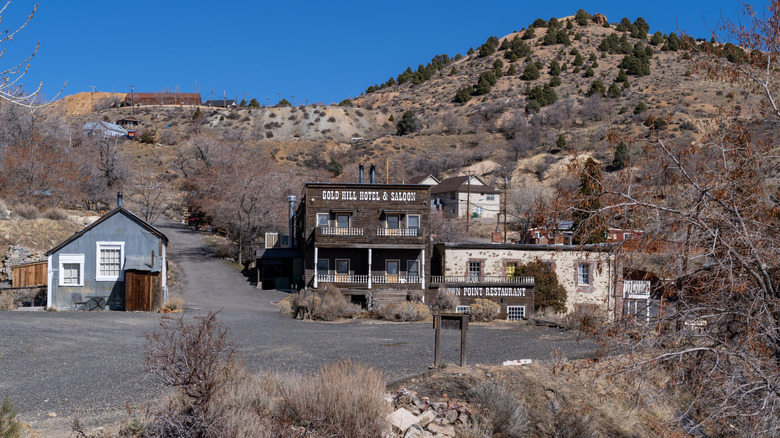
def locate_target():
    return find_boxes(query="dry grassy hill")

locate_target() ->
[44,11,773,216]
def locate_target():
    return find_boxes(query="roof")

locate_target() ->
[406,175,440,185]
[430,176,499,195]
[46,207,168,256]
[130,93,201,99]
[83,121,127,136]
[124,255,162,273]
[438,242,616,253]
[255,248,302,259]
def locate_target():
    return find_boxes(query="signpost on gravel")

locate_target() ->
[432,313,469,367]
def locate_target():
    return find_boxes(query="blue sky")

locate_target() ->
[4,1,762,105]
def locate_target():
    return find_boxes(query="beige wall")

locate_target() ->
[437,192,501,219]
[442,247,616,314]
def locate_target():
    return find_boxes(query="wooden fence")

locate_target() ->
[11,261,47,287]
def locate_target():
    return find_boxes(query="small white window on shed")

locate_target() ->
[316,213,329,227]
[456,305,470,314]
[96,242,124,282]
[59,254,84,287]
[506,306,525,321]
[486,193,495,201]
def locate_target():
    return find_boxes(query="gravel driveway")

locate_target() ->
[0,219,597,435]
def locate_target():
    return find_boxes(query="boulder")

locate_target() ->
[404,424,423,438]
[426,422,456,437]
[417,410,437,428]
[593,13,608,26]
[388,408,419,434]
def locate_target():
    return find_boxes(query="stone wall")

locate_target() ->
[0,245,44,281]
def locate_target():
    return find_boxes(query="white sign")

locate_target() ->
[320,190,417,202]
[447,287,526,297]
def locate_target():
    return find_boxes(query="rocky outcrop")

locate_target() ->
[386,388,474,438]
[0,245,44,280]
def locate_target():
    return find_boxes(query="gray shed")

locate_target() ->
[45,205,168,311]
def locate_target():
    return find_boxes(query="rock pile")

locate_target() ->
[0,245,44,280]
[386,387,473,438]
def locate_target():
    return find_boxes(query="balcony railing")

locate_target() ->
[623,280,651,298]
[430,275,535,285]
[376,228,419,237]
[319,227,364,236]
[371,275,421,284]
[317,274,368,284]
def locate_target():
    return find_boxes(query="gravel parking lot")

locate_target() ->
[0,220,598,435]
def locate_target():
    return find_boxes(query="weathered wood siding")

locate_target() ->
[125,270,161,312]
[11,261,47,287]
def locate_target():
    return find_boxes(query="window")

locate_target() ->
[623,232,631,240]
[407,215,420,229]
[386,260,400,275]
[486,193,495,201]
[456,305,470,314]
[336,214,350,228]
[505,262,517,277]
[96,242,124,281]
[316,213,329,227]
[468,261,481,282]
[58,254,84,287]
[317,259,329,275]
[450,193,456,200]
[386,215,399,229]
[407,260,420,279]
[335,259,350,275]
[578,263,590,285]
[507,306,526,320]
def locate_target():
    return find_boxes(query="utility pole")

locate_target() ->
[291,95,295,107]
[130,85,134,115]
[277,92,282,104]
[305,98,309,106]
[223,90,227,108]
[386,157,389,183]
[266,98,270,107]
[465,171,474,233]
[89,85,95,111]
[503,176,508,244]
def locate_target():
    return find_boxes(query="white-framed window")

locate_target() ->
[58,254,84,287]
[486,193,495,201]
[507,306,525,320]
[456,305,470,314]
[407,214,420,229]
[96,241,124,281]
[316,213,329,227]
[623,232,631,240]
[468,261,481,282]
[577,263,591,285]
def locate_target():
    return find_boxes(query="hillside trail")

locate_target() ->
[153,218,288,313]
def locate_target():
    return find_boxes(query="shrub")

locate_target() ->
[454,87,472,104]
[549,76,561,87]
[378,301,430,321]
[469,299,500,321]
[0,293,15,311]
[338,99,353,107]
[312,286,360,321]
[429,287,460,312]
[279,360,389,437]
[12,204,38,220]
[139,129,155,144]
[565,303,605,332]
[522,63,540,80]
[467,381,528,437]
[396,110,420,135]
[0,398,21,438]
[515,261,567,313]
[40,207,68,221]
[587,79,606,97]
[584,67,594,77]
[575,9,591,26]
[634,101,648,114]
[144,311,234,437]
[160,296,184,313]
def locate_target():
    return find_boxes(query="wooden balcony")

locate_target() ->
[319,227,364,236]
[371,275,421,284]
[316,274,369,284]
[430,275,535,286]
[375,228,420,237]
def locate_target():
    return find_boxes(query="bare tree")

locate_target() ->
[589,4,780,434]
[127,171,169,224]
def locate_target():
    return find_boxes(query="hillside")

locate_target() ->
[36,10,774,230]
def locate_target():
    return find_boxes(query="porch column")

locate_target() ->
[421,249,425,289]
[313,246,318,288]
[367,248,372,289]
